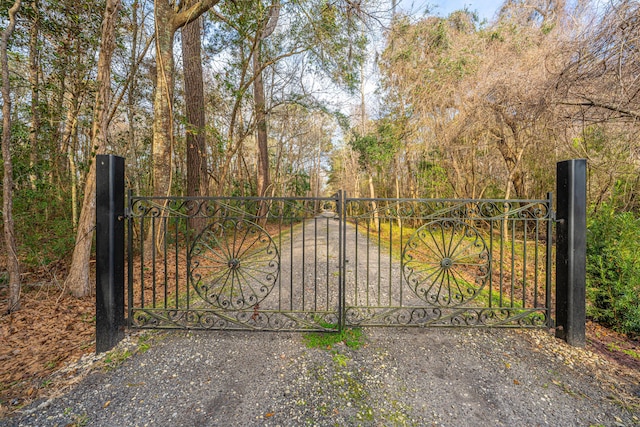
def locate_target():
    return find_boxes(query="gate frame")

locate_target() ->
[95,154,587,353]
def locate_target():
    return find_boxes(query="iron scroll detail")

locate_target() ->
[402,219,490,306]
[189,219,280,310]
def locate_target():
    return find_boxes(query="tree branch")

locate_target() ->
[172,0,221,29]
[557,99,640,120]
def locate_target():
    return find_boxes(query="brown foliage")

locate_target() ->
[0,285,94,416]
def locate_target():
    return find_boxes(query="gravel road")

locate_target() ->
[3,326,639,427]
[4,214,639,426]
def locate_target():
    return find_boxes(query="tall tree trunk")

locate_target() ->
[146,0,218,251]
[253,0,279,220]
[182,16,208,231]
[145,2,176,254]
[253,51,269,200]
[183,17,208,198]
[126,0,139,189]
[150,0,220,199]
[151,1,175,201]
[145,0,218,249]
[60,96,80,228]
[28,0,40,190]
[64,0,121,297]
[1,0,22,313]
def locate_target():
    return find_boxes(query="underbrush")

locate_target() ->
[586,205,640,336]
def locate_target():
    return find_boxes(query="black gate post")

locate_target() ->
[555,159,587,347]
[96,154,125,353]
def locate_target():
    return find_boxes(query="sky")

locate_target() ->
[398,0,503,23]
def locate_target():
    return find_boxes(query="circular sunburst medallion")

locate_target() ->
[402,219,490,306]
[189,219,279,309]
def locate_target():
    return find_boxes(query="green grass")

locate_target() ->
[302,327,365,350]
[103,349,132,371]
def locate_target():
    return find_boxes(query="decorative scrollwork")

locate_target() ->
[189,219,279,310]
[403,220,490,306]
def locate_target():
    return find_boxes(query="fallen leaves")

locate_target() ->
[0,284,95,416]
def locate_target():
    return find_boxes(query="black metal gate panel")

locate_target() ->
[127,195,344,331]
[126,193,553,331]
[341,196,553,327]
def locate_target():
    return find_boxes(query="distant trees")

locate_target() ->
[1,0,373,303]
[362,0,639,207]
[1,0,639,309]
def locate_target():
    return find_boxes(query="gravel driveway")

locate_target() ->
[4,214,639,426]
[3,326,639,427]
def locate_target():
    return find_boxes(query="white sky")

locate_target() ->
[398,0,503,23]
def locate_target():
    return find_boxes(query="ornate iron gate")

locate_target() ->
[125,192,553,331]
[340,195,553,328]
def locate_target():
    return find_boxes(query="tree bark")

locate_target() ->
[1,0,22,313]
[147,0,219,252]
[182,16,208,231]
[182,17,208,199]
[253,51,270,199]
[253,1,280,220]
[64,0,121,297]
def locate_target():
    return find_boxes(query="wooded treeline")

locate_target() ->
[335,0,640,208]
[1,0,639,314]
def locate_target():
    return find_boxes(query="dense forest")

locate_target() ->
[1,0,639,332]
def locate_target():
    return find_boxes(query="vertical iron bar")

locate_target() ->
[523,219,527,308]
[489,219,494,308]
[399,212,403,307]
[366,212,371,307]
[489,220,493,308]
[163,216,169,308]
[389,215,393,306]
[534,217,540,309]
[290,216,294,311]
[511,218,515,308]
[278,205,283,311]
[314,212,318,311]
[499,215,504,307]
[95,154,125,354]
[183,211,189,310]
[354,218,359,306]
[151,217,156,309]
[325,212,329,311]
[377,210,381,306]
[302,216,306,311]
[139,215,144,309]
[337,191,345,331]
[175,214,179,309]
[546,192,553,327]
[127,190,133,325]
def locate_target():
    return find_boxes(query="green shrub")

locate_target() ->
[586,205,640,336]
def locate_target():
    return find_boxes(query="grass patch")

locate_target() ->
[303,327,365,350]
[103,349,133,371]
